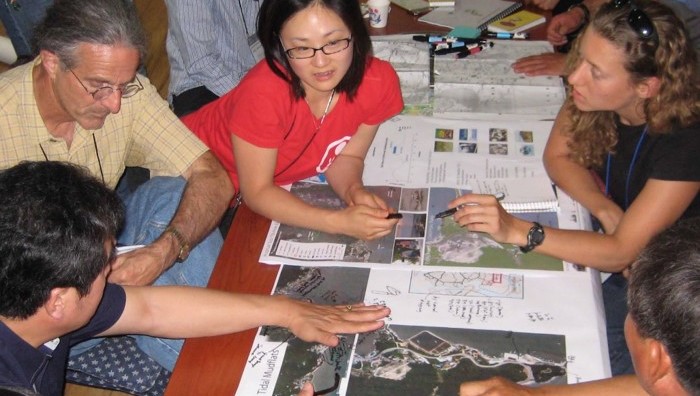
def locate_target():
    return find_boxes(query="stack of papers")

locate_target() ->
[418,0,521,30]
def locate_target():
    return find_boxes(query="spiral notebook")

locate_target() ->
[472,177,559,214]
[418,0,522,30]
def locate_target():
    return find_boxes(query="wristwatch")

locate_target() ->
[520,222,545,253]
[166,225,190,262]
[568,3,590,25]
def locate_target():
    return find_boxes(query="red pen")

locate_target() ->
[456,41,494,59]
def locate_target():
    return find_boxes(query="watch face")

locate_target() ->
[531,225,545,245]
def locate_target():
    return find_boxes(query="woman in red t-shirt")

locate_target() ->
[182,0,404,240]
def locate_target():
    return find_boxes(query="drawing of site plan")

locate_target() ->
[235,265,610,396]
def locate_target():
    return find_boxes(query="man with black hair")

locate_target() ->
[0,161,390,396]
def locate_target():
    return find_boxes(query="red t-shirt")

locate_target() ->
[182,57,404,189]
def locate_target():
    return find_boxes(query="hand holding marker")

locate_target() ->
[435,192,506,219]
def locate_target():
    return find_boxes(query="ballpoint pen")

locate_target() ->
[434,192,506,219]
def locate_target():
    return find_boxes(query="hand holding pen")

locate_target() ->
[445,192,531,245]
[435,192,505,219]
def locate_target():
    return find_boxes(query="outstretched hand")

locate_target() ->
[512,52,567,77]
[283,298,391,347]
[297,382,315,396]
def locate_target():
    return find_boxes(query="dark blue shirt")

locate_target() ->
[0,284,126,395]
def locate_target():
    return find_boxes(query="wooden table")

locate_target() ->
[165,204,276,395]
[166,5,553,395]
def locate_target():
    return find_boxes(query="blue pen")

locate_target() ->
[483,31,528,39]
[446,37,487,45]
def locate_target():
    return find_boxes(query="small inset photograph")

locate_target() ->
[517,130,534,143]
[399,188,428,211]
[489,143,508,155]
[435,128,454,139]
[458,128,478,141]
[489,128,508,142]
[434,141,454,152]
[458,142,478,153]
[520,144,535,156]
[396,213,427,238]
[392,239,423,265]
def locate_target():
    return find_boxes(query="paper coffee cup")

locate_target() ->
[368,0,390,28]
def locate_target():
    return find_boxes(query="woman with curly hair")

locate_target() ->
[446,0,700,375]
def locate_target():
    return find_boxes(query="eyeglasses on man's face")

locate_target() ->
[284,37,353,59]
[69,69,144,101]
[612,0,657,40]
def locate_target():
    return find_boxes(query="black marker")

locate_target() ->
[386,212,403,219]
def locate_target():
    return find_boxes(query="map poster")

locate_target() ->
[235,266,609,396]
[260,181,570,272]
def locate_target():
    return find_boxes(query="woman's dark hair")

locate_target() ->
[256,0,372,100]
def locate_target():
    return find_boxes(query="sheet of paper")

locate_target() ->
[432,40,564,118]
[235,265,610,396]
[363,115,553,187]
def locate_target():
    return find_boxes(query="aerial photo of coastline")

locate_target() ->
[346,324,567,395]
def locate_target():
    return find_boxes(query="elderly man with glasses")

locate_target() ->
[0,0,233,382]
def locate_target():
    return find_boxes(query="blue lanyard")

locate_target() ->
[605,125,648,209]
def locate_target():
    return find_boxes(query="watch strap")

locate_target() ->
[166,225,190,263]
[520,222,545,253]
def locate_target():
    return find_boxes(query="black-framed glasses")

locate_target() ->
[69,69,144,101]
[612,0,657,40]
[284,37,352,59]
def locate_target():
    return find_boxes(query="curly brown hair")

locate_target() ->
[563,0,700,168]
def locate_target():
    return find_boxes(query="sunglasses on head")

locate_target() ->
[612,0,657,40]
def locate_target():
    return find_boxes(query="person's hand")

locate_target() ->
[460,377,536,396]
[282,298,391,347]
[547,9,586,46]
[450,194,528,245]
[524,0,559,10]
[109,244,170,286]
[297,382,314,396]
[512,52,567,76]
[346,185,389,210]
[332,204,400,240]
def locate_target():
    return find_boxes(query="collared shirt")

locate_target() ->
[165,0,261,100]
[0,284,126,396]
[0,59,208,189]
